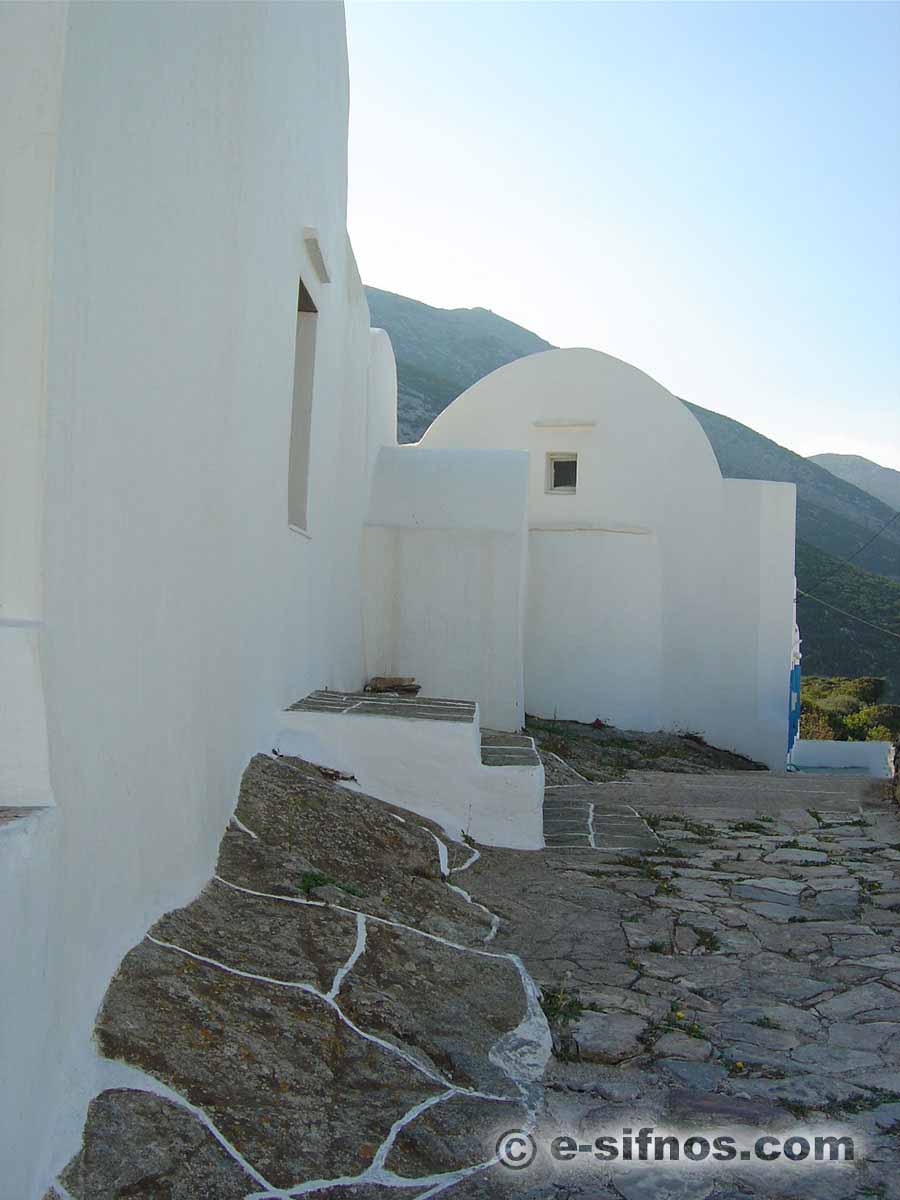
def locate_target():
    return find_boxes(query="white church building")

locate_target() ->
[0,3,796,1192]
[414,348,797,770]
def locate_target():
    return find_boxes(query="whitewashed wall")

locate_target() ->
[364,446,529,731]
[421,348,796,767]
[526,528,663,729]
[717,479,797,767]
[790,738,894,778]
[0,3,66,814]
[0,5,379,1193]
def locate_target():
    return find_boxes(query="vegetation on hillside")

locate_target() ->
[796,542,900,700]
[800,675,900,743]
[527,716,765,779]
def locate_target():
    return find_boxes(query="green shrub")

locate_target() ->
[799,706,835,740]
[861,704,900,737]
[801,677,896,743]
[816,693,864,716]
[866,725,894,743]
[844,706,900,743]
[803,676,886,705]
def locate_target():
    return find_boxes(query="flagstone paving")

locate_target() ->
[49,747,899,1200]
[460,765,900,1199]
[542,753,660,851]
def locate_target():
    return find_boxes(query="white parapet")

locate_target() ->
[789,738,895,779]
[274,696,544,851]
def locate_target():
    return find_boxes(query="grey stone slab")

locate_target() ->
[481,748,541,766]
[569,1011,649,1064]
[608,1171,716,1200]
[791,1044,884,1073]
[712,1021,799,1051]
[718,999,821,1036]
[828,1021,900,1051]
[832,935,897,958]
[289,691,477,722]
[579,985,669,1021]
[816,982,900,1019]
[764,848,829,864]
[652,1031,712,1060]
[727,1074,869,1107]
[721,1043,797,1072]
[870,1101,900,1130]
[733,877,810,900]
[805,877,858,893]
[744,902,804,923]
[657,1058,727,1091]
[858,1068,900,1092]
[665,1088,791,1126]
[751,924,830,954]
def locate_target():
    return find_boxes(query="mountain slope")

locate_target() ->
[811,453,900,513]
[366,284,900,694]
[684,405,900,581]
[796,541,900,696]
[366,286,551,443]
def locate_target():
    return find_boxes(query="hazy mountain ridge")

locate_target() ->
[366,284,899,695]
[811,452,900,513]
[366,286,551,443]
[685,405,900,581]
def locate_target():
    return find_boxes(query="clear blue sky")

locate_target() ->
[346,1,900,470]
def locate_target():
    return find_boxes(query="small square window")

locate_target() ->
[547,453,577,493]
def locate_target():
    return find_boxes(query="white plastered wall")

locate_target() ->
[421,348,796,766]
[363,445,529,731]
[789,739,894,778]
[276,710,545,849]
[0,2,67,812]
[716,480,797,768]
[525,528,662,728]
[0,5,381,1192]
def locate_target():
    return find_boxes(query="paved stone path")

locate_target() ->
[48,751,899,1200]
[466,764,900,1199]
[542,754,660,852]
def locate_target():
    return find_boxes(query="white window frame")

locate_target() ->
[546,452,578,494]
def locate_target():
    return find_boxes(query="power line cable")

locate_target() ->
[805,507,900,592]
[796,587,900,642]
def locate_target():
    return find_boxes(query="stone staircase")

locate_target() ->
[275,690,545,850]
[480,730,541,767]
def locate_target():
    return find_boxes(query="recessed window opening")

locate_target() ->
[288,275,318,532]
[547,452,577,493]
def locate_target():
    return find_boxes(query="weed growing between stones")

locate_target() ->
[540,983,583,1026]
[298,870,364,898]
[694,929,720,953]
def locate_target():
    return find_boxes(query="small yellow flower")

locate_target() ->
[735,1061,744,1070]
[675,1010,685,1020]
